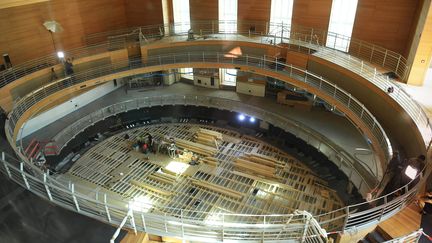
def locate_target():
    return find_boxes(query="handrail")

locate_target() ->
[0,21,429,240]
[0,21,428,150]
[0,151,331,242]
[47,95,377,195]
[0,148,426,239]
[382,229,424,243]
[0,21,408,89]
[5,52,392,168]
[4,51,419,237]
[0,21,426,150]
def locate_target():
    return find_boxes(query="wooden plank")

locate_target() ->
[191,179,243,200]
[235,158,275,174]
[245,154,277,168]
[148,173,176,185]
[234,163,275,178]
[232,170,290,188]
[130,179,172,196]
[200,157,218,167]
[198,128,223,140]
[175,138,217,156]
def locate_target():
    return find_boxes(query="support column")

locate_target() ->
[406,0,432,86]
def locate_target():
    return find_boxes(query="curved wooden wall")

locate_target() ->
[0,0,423,67]
[0,0,128,65]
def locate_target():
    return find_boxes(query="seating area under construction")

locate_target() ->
[2,0,432,242]
[62,124,344,227]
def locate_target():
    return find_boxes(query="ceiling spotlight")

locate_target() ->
[249,117,255,123]
[238,114,245,121]
[57,51,65,59]
[405,165,418,180]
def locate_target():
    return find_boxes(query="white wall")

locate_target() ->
[164,69,177,85]
[236,82,265,97]
[18,81,121,140]
[193,75,219,89]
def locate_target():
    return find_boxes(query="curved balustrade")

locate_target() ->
[1,21,428,148]
[0,21,408,88]
[5,52,392,164]
[0,21,429,241]
[47,96,376,195]
[0,147,425,240]
[383,229,424,243]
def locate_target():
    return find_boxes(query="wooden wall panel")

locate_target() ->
[125,0,164,26]
[407,1,432,85]
[190,0,218,31]
[238,0,271,33]
[352,0,421,56]
[292,0,332,30]
[190,0,217,21]
[0,0,127,66]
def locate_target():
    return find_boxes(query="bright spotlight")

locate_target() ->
[129,195,153,212]
[57,51,65,59]
[165,161,189,174]
[249,117,255,123]
[238,114,245,121]
[405,165,418,180]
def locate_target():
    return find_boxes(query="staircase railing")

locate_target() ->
[382,229,424,243]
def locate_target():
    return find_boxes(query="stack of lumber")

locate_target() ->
[148,171,176,185]
[243,153,283,168]
[200,157,219,167]
[234,154,280,178]
[193,128,223,148]
[190,179,243,200]
[175,138,217,157]
[130,179,172,196]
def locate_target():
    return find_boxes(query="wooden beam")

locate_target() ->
[0,0,49,10]
[130,179,172,196]
[190,179,243,200]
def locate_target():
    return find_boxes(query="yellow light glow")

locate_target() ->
[224,46,242,58]
[129,195,153,212]
[165,161,189,174]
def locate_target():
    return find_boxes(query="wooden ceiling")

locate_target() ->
[0,0,50,10]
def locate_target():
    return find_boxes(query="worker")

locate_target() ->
[417,189,432,215]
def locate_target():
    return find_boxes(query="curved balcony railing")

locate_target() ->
[6,52,392,164]
[383,229,424,243]
[0,147,425,241]
[46,96,377,195]
[0,21,428,241]
[0,21,428,149]
[0,21,408,88]
[1,55,428,240]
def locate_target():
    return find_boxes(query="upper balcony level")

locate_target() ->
[0,20,431,243]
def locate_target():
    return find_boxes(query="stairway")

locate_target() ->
[24,138,41,160]
[359,203,421,243]
[120,231,187,243]
[360,230,387,243]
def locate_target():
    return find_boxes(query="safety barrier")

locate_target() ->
[5,52,392,165]
[48,95,377,195]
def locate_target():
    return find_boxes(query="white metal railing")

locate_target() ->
[1,20,428,149]
[5,52,392,164]
[0,148,425,241]
[0,150,329,242]
[2,48,427,237]
[0,21,408,88]
[0,21,429,241]
[383,229,424,243]
[48,95,377,195]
